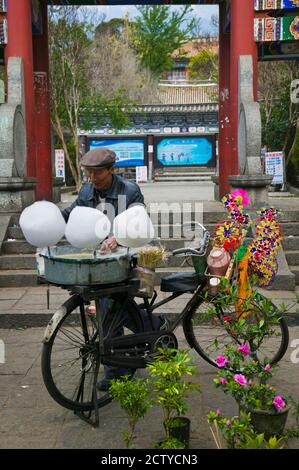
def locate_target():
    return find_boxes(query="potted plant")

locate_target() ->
[213,344,289,439]
[207,409,285,449]
[147,348,200,449]
[109,376,152,448]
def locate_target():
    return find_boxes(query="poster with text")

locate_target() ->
[156,137,214,167]
[89,139,144,167]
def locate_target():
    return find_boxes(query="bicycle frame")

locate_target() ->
[140,277,209,333]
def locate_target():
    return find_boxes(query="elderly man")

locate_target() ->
[62,147,145,247]
[62,147,167,390]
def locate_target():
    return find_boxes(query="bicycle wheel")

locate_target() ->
[41,294,144,412]
[183,293,289,368]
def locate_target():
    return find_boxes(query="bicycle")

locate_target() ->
[41,224,289,424]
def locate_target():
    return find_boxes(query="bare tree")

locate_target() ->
[49,7,133,190]
[88,24,160,104]
[258,61,298,163]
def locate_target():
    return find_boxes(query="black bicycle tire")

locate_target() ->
[183,294,289,368]
[41,294,144,412]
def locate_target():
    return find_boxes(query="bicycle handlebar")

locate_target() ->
[172,223,210,257]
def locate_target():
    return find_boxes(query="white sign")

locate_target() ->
[55,149,65,180]
[148,145,153,153]
[136,166,148,183]
[265,151,285,185]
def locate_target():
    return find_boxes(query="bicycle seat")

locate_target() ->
[160,272,204,293]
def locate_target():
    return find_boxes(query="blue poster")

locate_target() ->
[89,139,144,167]
[157,137,213,166]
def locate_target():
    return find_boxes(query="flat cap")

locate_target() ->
[81,148,116,168]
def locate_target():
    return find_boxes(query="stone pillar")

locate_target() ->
[230,0,258,177]
[0,58,37,218]
[218,0,231,197]
[33,1,53,201]
[5,0,36,178]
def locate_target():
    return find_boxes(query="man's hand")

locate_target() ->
[100,236,118,253]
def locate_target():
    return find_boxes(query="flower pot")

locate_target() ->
[164,417,191,449]
[240,406,289,439]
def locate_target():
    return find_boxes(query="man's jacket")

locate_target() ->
[61,174,145,223]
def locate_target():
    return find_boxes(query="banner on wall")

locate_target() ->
[255,0,299,9]
[136,166,148,183]
[55,149,65,180]
[265,151,285,185]
[89,139,144,167]
[254,16,299,42]
[156,137,214,167]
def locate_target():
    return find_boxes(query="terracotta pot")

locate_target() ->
[240,406,289,439]
[207,247,231,277]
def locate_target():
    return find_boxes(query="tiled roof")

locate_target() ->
[133,103,219,113]
[157,83,218,105]
[172,39,219,59]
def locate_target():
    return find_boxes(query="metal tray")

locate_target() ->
[41,246,134,286]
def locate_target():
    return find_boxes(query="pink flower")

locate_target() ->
[231,188,250,207]
[226,420,231,427]
[238,344,250,356]
[273,395,286,411]
[216,408,222,416]
[248,379,253,385]
[216,356,228,368]
[234,374,248,386]
[219,377,227,385]
[263,364,271,372]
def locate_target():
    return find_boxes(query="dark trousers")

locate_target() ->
[101,298,163,379]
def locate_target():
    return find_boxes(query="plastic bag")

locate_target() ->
[19,201,66,248]
[65,206,111,250]
[131,266,156,298]
[113,205,155,248]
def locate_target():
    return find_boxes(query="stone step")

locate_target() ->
[0,254,36,270]
[153,224,215,238]
[7,226,23,239]
[285,251,299,266]
[282,223,299,236]
[156,173,215,177]
[283,236,299,251]
[6,219,299,242]
[2,240,36,254]
[0,269,37,287]
[289,266,299,285]
[155,167,213,174]
[1,238,69,254]
[7,209,299,226]
[155,176,213,182]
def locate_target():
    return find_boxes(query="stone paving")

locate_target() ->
[0,281,298,449]
[0,322,299,448]
[0,285,298,328]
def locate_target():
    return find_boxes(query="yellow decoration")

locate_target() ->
[235,251,253,319]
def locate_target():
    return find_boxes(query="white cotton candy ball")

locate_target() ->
[94,213,111,241]
[65,206,110,250]
[19,201,66,248]
[113,205,155,248]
